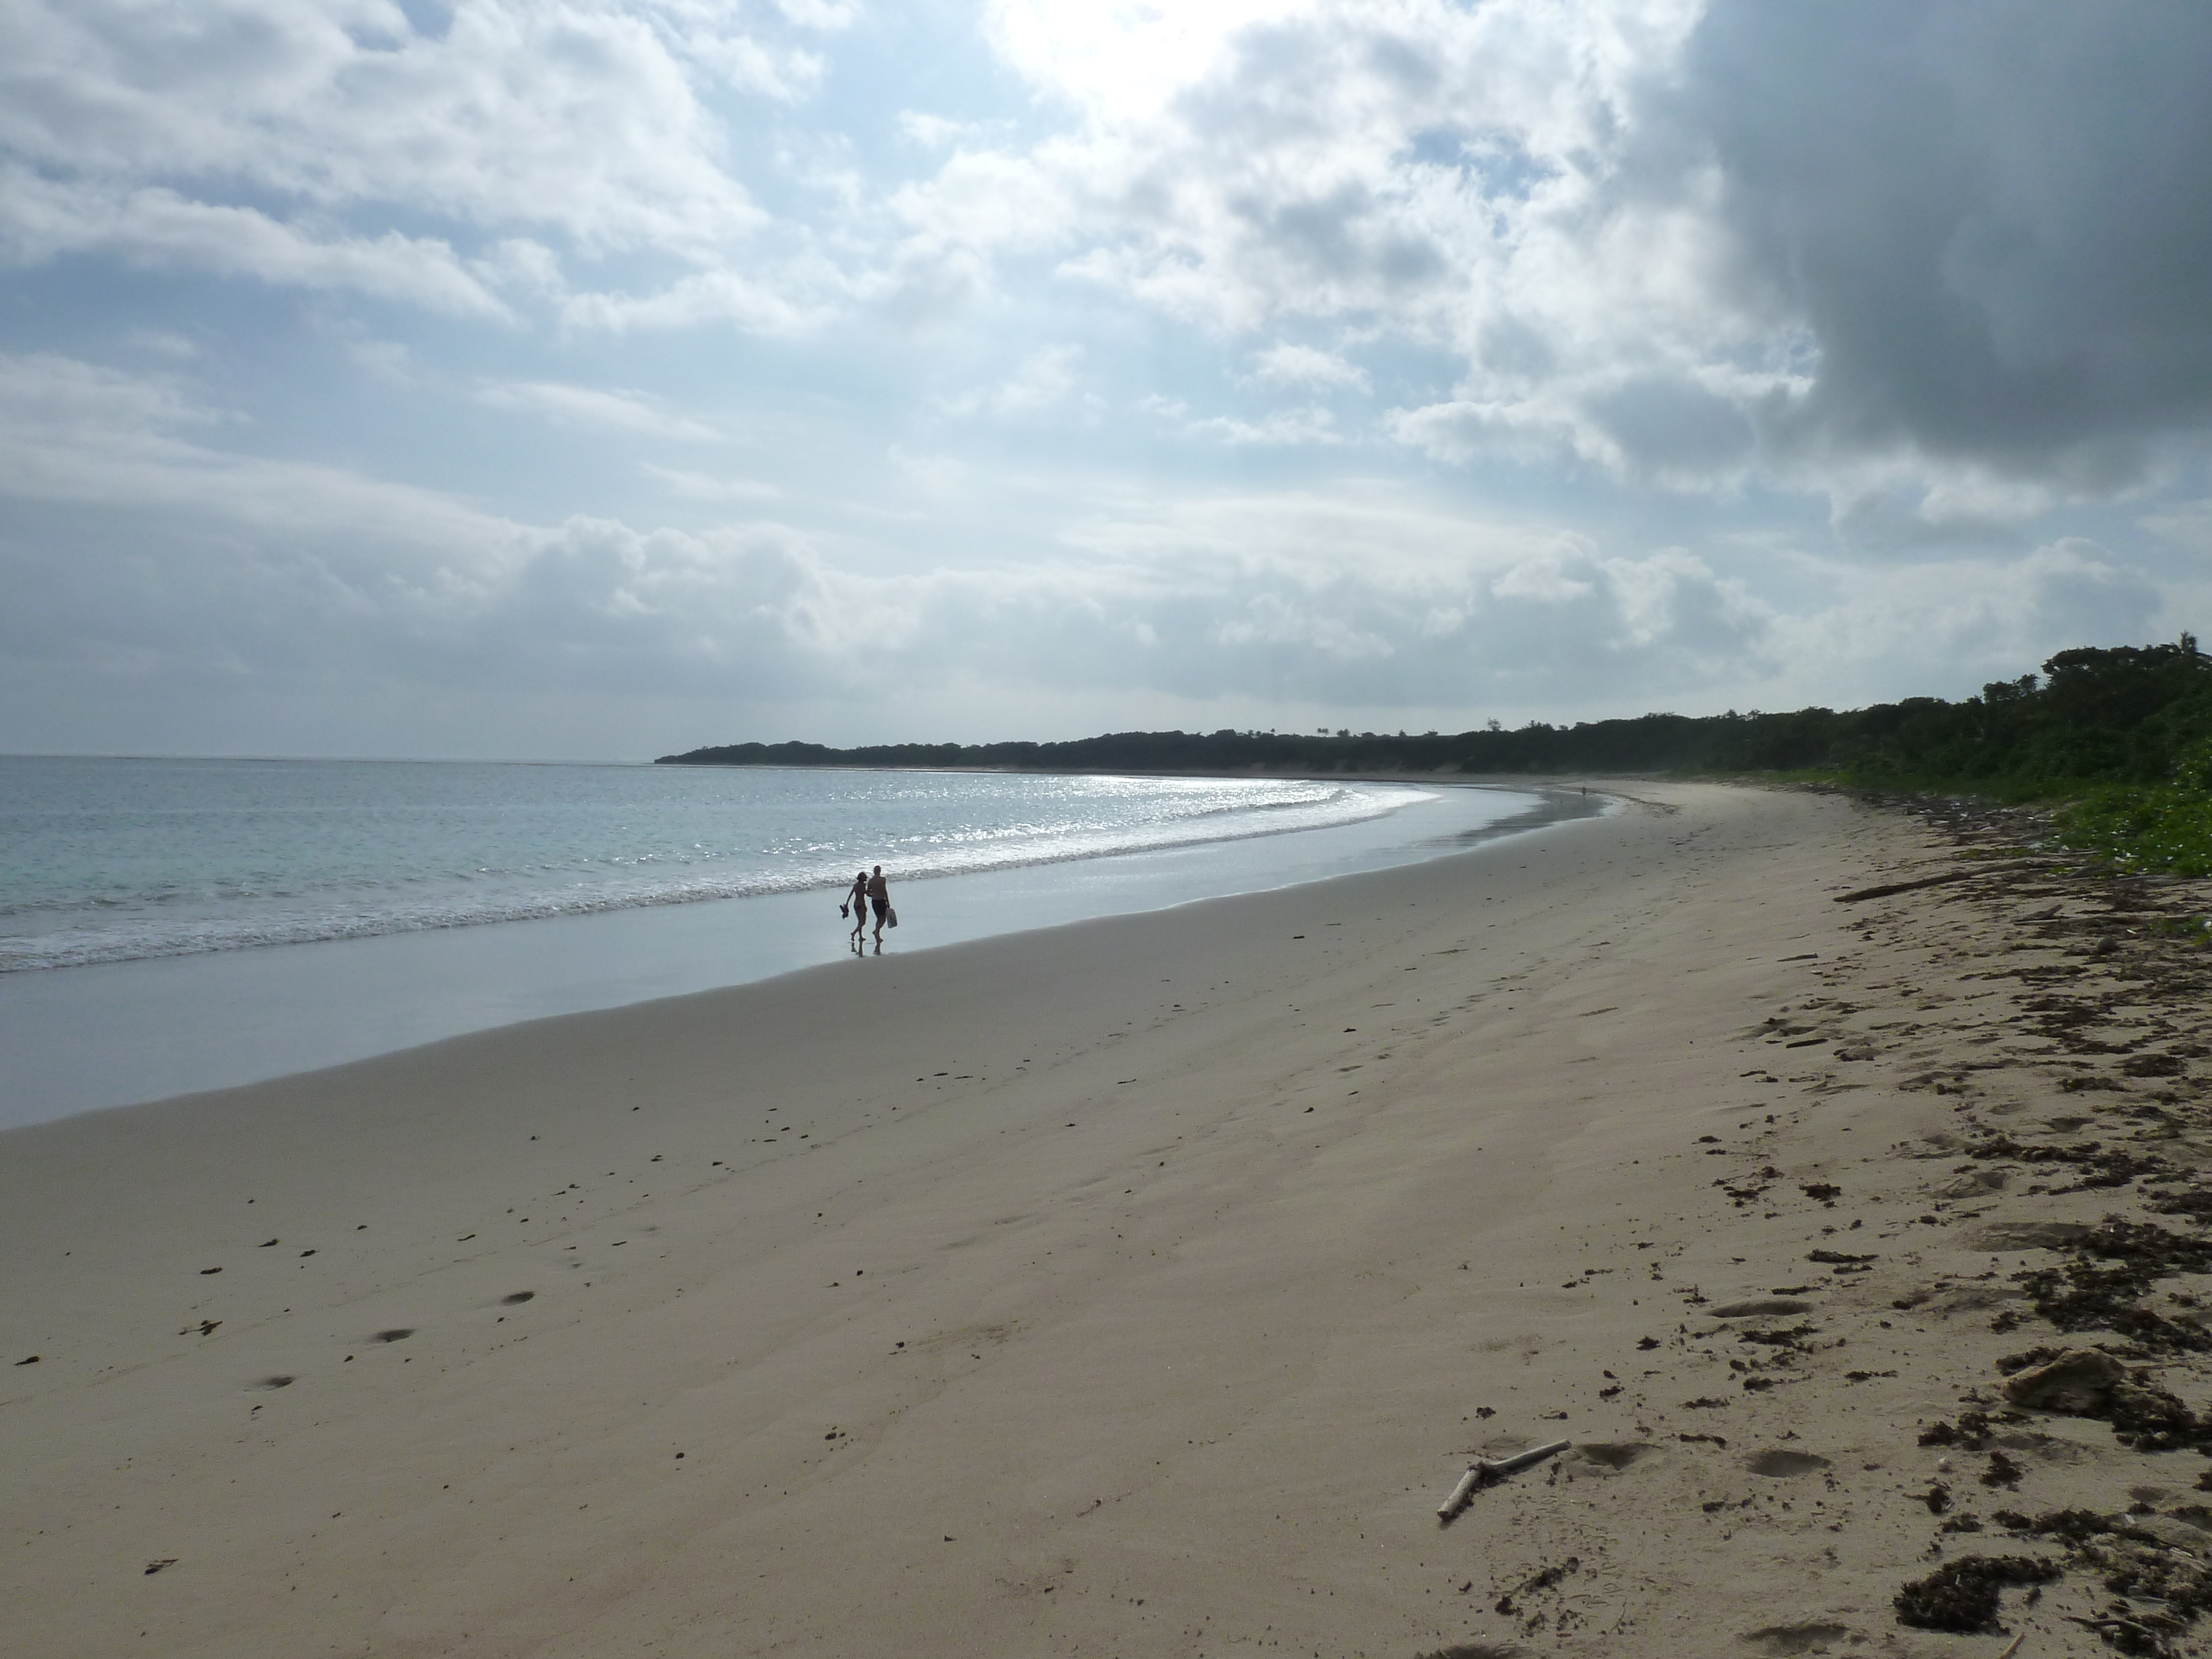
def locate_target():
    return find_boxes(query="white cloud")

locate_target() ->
[644,464,782,502]
[347,338,415,384]
[0,0,776,246]
[2143,500,2212,557]
[1193,408,1341,447]
[906,0,2212,498]
[943,345,1096,420]
[1248,343,1367,392]
[0,0,857,326]
[899,112,974,149]
[986,0,1313,124]
[121,328,201,360]
[1139,394,1340,448]
[557,267,839,336]
[888,445,967,497]
[0,353,1777,731]
[476,380,723,441]
[4,6,2211,757]
[0,165,513,317]
[1765,539,2168,706]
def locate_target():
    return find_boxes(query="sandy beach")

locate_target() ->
[9,779,2212,1658]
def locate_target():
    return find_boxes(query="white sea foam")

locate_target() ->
[0,758,1435,972]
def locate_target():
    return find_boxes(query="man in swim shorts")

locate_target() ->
[867,865,890,945]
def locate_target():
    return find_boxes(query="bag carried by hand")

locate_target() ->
[839,903,849,919]
[886,906,898,928]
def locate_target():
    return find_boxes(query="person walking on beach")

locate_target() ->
[866,864,891,947]
[844,869,869,946]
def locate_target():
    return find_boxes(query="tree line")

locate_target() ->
[658,637,2212,798]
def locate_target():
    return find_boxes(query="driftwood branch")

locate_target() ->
[1832,862,2042,905]
[1436,1438,1573,1523]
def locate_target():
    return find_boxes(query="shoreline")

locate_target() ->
[0,780,1586,1130]
[11,780,2212,1655]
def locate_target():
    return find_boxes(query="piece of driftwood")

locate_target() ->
[1830,862,2041,905]
[1436,1438,1573,1522]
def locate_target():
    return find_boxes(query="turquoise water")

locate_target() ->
[0,758,1438,973]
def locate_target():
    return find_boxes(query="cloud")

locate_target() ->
[0,351,1778,733]
[643,464,782,503]
[17,0,2201,495]
[2142,500,2212,558]
[942,345,1094,419]
[0,0,778,242]
[0,0,848,324]
[1665,1,2212,483]
[899,112,979,149]
[475,380,723,441]
[347,337,416,384]
[1139,395,1342,448]
[0,165,513,317]
[121,328,201,360]
[11,0,2208,494]
[2,349,2188,757]
[1765,537,2169,707]
[556,266,839,336]
[4,7,2209,759]
[1248,343,1368,392]
[902,0,2212,497]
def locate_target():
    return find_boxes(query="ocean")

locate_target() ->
[2,757,1497,972]
[0,757,1589,1125]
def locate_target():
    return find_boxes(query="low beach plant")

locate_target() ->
[2050,743,2212,879]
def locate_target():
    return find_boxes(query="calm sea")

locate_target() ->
[0,757,1446,974]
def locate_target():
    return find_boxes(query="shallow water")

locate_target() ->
[0,758,1439,972]
[0,771,1600,1128]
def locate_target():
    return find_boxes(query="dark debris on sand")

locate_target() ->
[1892,1553,2059,1633]
[1826,793,2212,1651]
[1988,1510,2212,1657]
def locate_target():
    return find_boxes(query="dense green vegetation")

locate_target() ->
[659,635,2212,875]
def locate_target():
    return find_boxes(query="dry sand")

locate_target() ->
[9,779,2212,1658]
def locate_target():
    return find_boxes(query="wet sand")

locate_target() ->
[0,780,1583,1129]
[8,780,2212,1657]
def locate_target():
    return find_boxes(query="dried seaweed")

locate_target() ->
[1892,1554,2060,1633]
[2012,1220,2212,1352]
[1991,1510,2212,1657]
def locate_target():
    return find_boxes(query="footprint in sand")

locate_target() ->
[1740,1621,1854,1656]
[1710,1298,1813,1318]
[1575,1442,1657,1472]
[500,1291,535,1305]
[249,1376,294,1390]
[371,1329,414,1343]
[1744,1448,1830,1478]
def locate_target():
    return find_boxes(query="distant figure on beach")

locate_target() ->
[844,869,868,945]
[867,865,891,947]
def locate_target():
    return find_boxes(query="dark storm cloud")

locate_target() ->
[1676,0,2212,479]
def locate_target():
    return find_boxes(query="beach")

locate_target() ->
[9,778,2212,1657]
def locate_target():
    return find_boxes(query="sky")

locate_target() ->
[2,0,2210,760]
